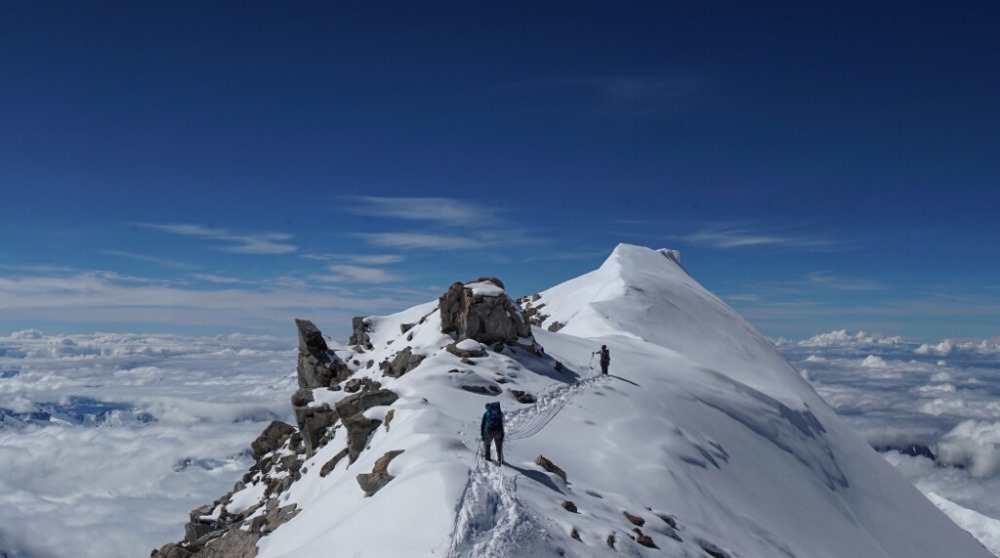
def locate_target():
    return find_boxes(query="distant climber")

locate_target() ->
[481,402,504,464]
[593,345,610,375]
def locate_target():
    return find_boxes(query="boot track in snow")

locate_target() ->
[447,374,610,557]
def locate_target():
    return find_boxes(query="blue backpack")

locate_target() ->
[483,402,503,435]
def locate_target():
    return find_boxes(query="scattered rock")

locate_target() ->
[297,404,338,457]
[384,409,395,431]
[554,360,564,372]
[699,541,730,558]
[151,543,194,558]
[380,346,426,378]
[320,448,350,477]
[606,532,616,550]
[623,510,645,526]
[446,340,487,359]
[561,500,578,513]
[356,449,405,496]
[400,323,414,334]
[510,389,536,404]
[647,508,677,528]
[250,421,295,462]
[342,414,382,464]
[334,386,398,419]
[461,384,502,395]
[570,527,581,541]
[535,455,567,482]
[249,500,299,537]
[348,316,373,350]
[632,528,657,549]
[547,321,565,332]
[344,379,362,393]
[195,527,259,557]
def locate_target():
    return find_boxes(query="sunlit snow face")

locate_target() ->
[0,331,297,558]
[776,333,1000,519]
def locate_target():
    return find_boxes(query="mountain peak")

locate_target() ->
[154,244,992,558]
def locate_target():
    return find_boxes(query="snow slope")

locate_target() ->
[240,244,991,557]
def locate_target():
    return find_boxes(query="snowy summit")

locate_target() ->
[154,244,992,557]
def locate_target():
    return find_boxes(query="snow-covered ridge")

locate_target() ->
[152,243,993,558]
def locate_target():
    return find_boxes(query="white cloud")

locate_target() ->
[316,265,401,284]
[938,421,1000,478]
[301,253,404,265]
[103,250,199,270]
[193,274,248,284]
[0,333,296,558]
[358,232,481,250]
[345,196,498,226]
[681,224,845,251]
[0,270,417,336]
[916,340,954,356]
[807,271,884,291]
[142,223,297,255]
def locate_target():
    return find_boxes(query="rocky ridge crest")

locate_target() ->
[152,278,546,557]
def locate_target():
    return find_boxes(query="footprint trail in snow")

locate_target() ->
[448,373,610,557]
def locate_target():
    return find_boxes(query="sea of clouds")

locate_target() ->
[775,331,1000,528]
[0,330,298,558]
[2,328,1000,557]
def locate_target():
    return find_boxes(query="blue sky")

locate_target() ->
[2,1,998,341]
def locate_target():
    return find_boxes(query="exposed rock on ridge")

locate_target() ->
[154,320,399,558]
[439,278,532,345]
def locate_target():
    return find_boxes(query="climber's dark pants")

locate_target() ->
[483,430,504,464]
[600,360,609,375]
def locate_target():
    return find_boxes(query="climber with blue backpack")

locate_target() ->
[481,402,504,464]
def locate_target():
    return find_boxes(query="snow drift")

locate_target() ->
[155,243,991,557]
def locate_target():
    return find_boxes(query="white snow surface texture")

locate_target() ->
[249,244,990,558]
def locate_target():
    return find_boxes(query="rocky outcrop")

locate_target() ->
[289,387,338,457]
[152,429,305,558]
[349,316,373,350]
[155,319,400,557]
[379,346,426,378]
[251,421,295,461]
[333,381,399,464]
[295,319,350,389]
[356,449,405,496]
[439,278,534,346]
